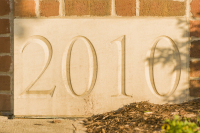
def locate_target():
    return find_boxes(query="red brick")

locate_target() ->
[0,94,11,111]
[190,80,200,97]
[0,37,10,53]
[65,0,90,16]
[0,0,10,16]
[190,41,200,58]
[190,20,200,37]
[115,0,136,16]
[140,0,186,16]
[0,19,10,34]
[15,0,36,17]
[191,0,200,18]
[40,0,59,17]
[0,56,11,72]
[0,76,10,91]
[190,60,200,77]
[90,0,111,16]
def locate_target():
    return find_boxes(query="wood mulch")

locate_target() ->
[82,98,200,133]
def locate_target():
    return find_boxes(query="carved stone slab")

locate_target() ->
[14,18,190,117]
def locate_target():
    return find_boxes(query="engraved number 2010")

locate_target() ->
[21,35,181,98]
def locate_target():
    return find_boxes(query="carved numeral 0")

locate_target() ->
[111,36,131,97]
[62,36,98,97]
[145,36,181,97]
[20,36,56,96]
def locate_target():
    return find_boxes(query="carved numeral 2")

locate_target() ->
[20,36,56,96]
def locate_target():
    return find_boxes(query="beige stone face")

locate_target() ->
[14,18,190,116]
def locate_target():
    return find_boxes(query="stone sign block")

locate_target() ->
[14,18,190,117]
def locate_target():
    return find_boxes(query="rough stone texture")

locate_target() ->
[0,37,10,53]
[40,0,59,17]
[190,20,200,37]
[140,0,186,16]
[0,0,10,16]
[190,41,200,58]
[0,56,11,72]
[191,0,200,18]
[0,76,10,91]
[0,94,11,111]
[90,0,111,16]
[115,0,136,16]
[65,0,90,16]
[15,0,36,17]
[190,60,200,77]
[190,80,200,97]
[0,19,10,34]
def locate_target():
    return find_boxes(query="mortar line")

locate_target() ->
[191,37,200,41]
[0,73,13,76]
[12,16,188,19]
[0,92,12,95]
[59,0,65,17]
[0,53,11,56]
[186,0,192,19]
[190,58,200,61]
[35,0,40,17]
[190,17,200,20]
[0,34,11,37]
[190,77,200,80]
[111,0,116,16]
[136,0,140,16]
[7,0,14,114]
[0,16,10,19]
[186,0,192,85]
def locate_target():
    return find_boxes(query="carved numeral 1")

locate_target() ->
[20,36,56,96]
[111,36,131,97]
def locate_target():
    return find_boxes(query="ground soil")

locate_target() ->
[0,117,86,133]
[83,98,200,133]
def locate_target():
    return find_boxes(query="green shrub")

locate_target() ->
[197,111,200,124]
[162,115,199,133]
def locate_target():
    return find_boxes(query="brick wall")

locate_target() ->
[0,0,13,114]
[14,0,187,17]
[0,0,199,112]
[190,0,200,97]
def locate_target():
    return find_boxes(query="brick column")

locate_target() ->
[190,0,200,97]
[0,0,13,113]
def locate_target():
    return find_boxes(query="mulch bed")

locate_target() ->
[83,98,200,133]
